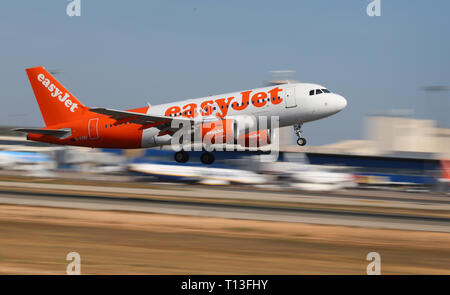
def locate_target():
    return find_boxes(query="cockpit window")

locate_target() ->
[310,88,331,95]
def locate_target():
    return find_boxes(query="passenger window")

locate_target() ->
[316,89,323,95]
[309,90,314,96]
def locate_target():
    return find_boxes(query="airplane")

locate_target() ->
[259,153,356,191]
[129,162,268,185]
[14,66,347,164]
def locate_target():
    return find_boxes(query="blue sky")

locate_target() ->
[1,0,449,145]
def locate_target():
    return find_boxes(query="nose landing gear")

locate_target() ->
[297,137,307,146]
[294,123,307,146]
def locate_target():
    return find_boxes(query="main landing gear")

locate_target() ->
[174,150,189,163]
[174,150,215,165]
[200,152,215,165]
[294,123,307,146]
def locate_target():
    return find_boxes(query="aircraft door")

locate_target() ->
[284,86,297,108]
[88,118,100,140]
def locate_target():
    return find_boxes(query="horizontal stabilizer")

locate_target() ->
[13,128,70,137]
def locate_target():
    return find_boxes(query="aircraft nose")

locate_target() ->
[335,94,347,111]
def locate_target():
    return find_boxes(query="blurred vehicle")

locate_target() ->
[55,148,127,173]
[0,150,55,176]
[288,165,356,191]
[260,153,356,191]
[438,159,450,194]
[128,162,268,185]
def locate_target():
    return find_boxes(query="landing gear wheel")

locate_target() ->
[200,152,215,165]
[174,150,189,163]
[294,123,307,146]
[297,137,307,146]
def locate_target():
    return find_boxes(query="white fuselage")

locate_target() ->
[140,83,347,147]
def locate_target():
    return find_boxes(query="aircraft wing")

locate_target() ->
[89,107,195,135]
[13,128,70,137]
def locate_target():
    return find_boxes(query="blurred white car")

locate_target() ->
[260,153,356,191]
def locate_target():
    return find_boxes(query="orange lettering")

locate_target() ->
[165,106,181,117]
[182,103,197,118]
[214,97,234,118]
[232,91,251,111]
[200,100,214,116]
[251,92,268,107]
[268,87,283,105]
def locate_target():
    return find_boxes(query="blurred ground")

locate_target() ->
[0,204,449,274]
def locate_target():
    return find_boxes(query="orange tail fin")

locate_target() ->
[26,66,87,126]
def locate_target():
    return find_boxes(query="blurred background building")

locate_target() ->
[1,106,448,192]
[290,114,450,159]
